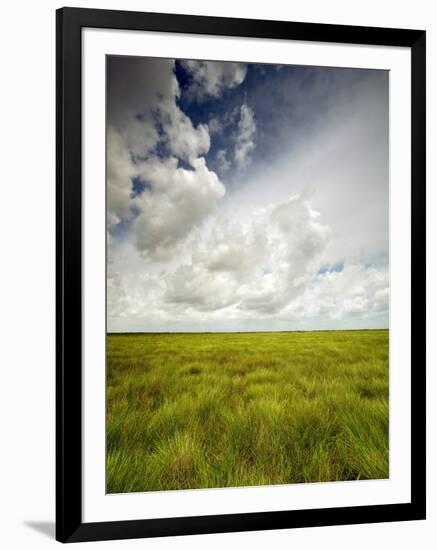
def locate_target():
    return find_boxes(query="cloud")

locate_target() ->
[157,101,210,164]
[107,56,177,157]
[215,149,231,173]
[234,103,256,170]
[162,193,330,314]
[372,287,389,313]
[107,190,388,331]
[106,56,224,257]
[108,193,329,322]
[106,127,136,227]
[230,68,389,266]
[208,117,223,135]
[282,263,389,322]
[107,56,212,165]
[182,60,247,99]
[131,157,225,259]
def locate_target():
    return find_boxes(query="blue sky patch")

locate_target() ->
[318,261,344,275]
[131,176,152,198]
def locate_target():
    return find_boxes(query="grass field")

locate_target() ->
[107,330,389,493]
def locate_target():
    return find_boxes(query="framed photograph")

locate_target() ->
[56,7,426,543]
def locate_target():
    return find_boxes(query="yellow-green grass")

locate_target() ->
[107,330,389,493]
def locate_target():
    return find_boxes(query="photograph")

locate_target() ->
[106,55,390,494]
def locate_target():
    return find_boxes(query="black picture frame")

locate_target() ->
[56,7,426,543]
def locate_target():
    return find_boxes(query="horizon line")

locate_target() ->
[107,327,389,335]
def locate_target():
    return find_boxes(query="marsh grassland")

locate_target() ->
[107,330,389,493]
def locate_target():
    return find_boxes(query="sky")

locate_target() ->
[106,56,389,333]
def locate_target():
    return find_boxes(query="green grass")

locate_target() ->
[106,330,389,493]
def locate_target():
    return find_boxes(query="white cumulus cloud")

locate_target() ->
[132,157,225,259]
[183,60,247,99]
[160,193,331,315]
[107,188,389,332]
[106,56,225,260]
[234,103,256,170]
